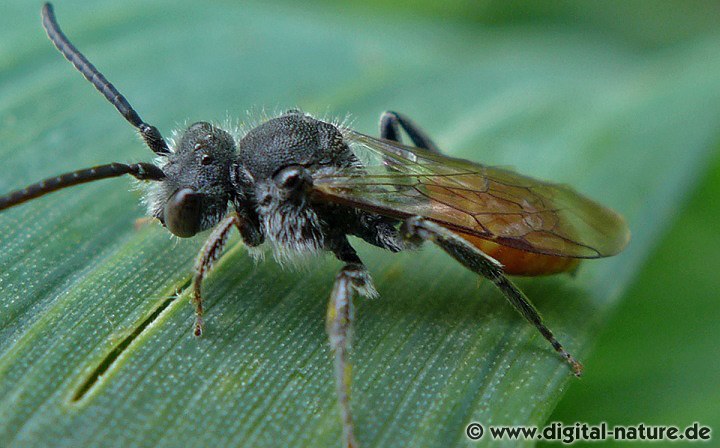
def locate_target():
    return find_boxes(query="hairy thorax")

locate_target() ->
[254,179,326,263]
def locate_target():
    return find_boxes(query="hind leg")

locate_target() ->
[401,216,583,376]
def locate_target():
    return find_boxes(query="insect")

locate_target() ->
[1,4,630,448]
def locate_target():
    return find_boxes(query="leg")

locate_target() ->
[192,214,240,336]
[327,263,375,448]
[326,238,376,448]
[401,216,583,376]
[379,110,442,154]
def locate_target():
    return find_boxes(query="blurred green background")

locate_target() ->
[0,1,719,447]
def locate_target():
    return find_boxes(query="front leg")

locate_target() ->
[191,214,242,336]
[326,237,376,448]
[401,216,583,376]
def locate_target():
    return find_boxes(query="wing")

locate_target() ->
[312,131,630,258]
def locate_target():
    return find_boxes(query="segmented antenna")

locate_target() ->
[41,3,170,155]
[0,163,165,211]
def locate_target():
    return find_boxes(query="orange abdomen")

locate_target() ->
[457,232,580,276]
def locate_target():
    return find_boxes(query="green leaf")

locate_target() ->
[1,1,719,447]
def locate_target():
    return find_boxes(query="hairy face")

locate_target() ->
[145,122,237,237]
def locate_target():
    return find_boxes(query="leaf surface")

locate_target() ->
[1,1,719,447]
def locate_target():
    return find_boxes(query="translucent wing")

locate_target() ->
[312,131,630,258]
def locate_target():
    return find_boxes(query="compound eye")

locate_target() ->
[273,166,309,191]
[163,188,202,238]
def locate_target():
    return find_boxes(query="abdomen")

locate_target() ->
[457,232,581,276]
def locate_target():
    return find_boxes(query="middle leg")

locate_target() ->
[379,110,442,154]
[326,238,376,448]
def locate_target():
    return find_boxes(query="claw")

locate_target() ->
[193,316,204,337]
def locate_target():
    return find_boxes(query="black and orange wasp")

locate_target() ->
[0,4,629,447]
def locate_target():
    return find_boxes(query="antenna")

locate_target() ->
[41,3,170,155]
[0,163,165,211]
